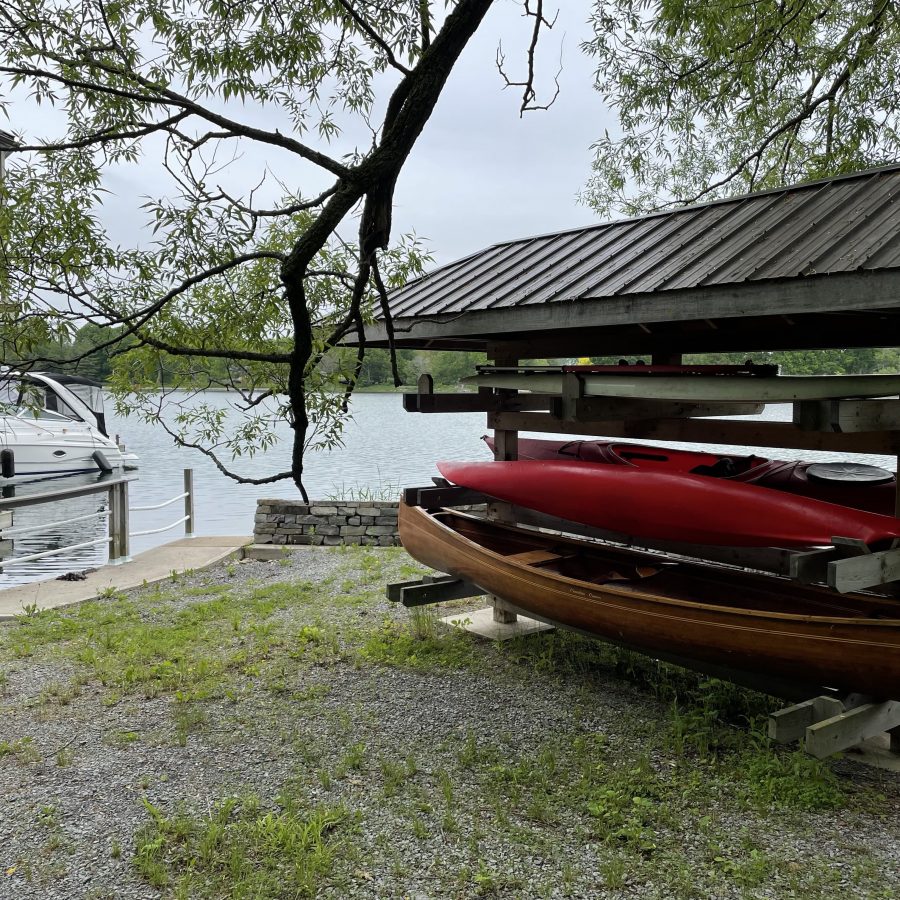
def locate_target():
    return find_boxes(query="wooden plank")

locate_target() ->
[567,397,765,420]
[505,549,564,566]
[827,547,900,593]
[386,576,484,607]
[794,399,900,433]
[768,696,845,744]
[806,701,900,758]
[487,411,900,455]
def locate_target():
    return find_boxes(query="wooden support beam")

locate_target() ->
[402,485,490,508]
[827,546,900,593]
[795,399,900,433]
[403,391,551,413]
[558,397,765,420]
[806,701,900,759]
[768,696,845,744]
[487,411,900,455]
[386,575,484,607]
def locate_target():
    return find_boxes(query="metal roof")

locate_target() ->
[382,164,900,323]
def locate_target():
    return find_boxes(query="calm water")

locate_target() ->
[1,392,896,589]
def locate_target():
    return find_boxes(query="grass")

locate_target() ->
[1,543,897,899]
[133,794,348,897]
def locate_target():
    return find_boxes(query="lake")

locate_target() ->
[1,391,896,589]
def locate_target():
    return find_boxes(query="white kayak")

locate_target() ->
[461,372,900,403]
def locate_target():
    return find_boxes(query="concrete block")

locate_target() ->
[440,606,554,641]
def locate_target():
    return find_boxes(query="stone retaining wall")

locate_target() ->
[254,499,400,546]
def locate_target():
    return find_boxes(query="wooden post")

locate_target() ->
[488,344,518,624]
[183,468,195,537]
[651,352,683,366]
[108,480,131,564]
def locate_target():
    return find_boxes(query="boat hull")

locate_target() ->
[485,436,897,516]
[399,502,900,697]
[437,460,900,548]
[0,421,129,480]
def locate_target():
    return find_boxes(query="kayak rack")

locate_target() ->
[769,694,900,759]
[402,482,900,593]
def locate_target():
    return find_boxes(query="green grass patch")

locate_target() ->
[0,580,323,701]
[134,794,348,897]
[353,614,479,670]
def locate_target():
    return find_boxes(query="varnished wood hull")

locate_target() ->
[399,502,900,697]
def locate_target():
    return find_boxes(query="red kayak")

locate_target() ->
[483,436,897,516]
[438,459,900,549]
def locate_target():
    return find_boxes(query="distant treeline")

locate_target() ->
[8,325,900,387]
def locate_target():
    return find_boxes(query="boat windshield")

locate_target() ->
[0,378,81,421]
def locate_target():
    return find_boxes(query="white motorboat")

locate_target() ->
[0,371,139,480]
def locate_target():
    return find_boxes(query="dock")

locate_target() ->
[0,535,250,621]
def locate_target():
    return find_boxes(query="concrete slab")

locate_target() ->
[843,732,900,772]
[440,606,555,641]
[0,536,251,620]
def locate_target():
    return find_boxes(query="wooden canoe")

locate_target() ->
[398,502,900,697]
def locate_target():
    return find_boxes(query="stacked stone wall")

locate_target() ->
[254,499,400,546]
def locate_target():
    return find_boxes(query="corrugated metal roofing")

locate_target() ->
[384,164,900,320]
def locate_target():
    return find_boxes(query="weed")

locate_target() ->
[173,704,208,747]
[355,617,477,670]
[56,747,74,767]
[110,840,122,859]
[0,736,41,764]
[339,741,366,774]
[133,794,347,895]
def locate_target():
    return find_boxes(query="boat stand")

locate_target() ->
[769,693,900,763]
[385,573,554,640]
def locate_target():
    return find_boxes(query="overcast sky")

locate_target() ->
[389,1,612,264]
[9,1,613,269]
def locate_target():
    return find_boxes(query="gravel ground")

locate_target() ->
[1,546,899,900]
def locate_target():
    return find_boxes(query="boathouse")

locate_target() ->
[357,165,900,758]
[361,164,900,461]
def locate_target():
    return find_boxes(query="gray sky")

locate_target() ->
[10,2,613,269]
[390,1,611,263]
